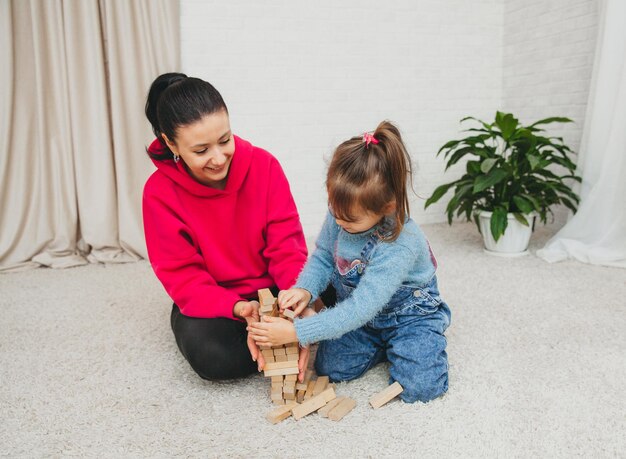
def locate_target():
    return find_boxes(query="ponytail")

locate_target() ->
[372,120,413,238]
[327,120,413,241]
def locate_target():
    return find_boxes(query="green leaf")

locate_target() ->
[495,112,519,141]
[490,206,508,241]
[521,193,541,211]
[424,182,456,208]
[528,154,541,170]
[513,212,530,226]
[467,160,482,176]
[528,116,573,128]
[437,139,462,155]
[445,147,475,170]
[473,168,508,193]
[512,196,534,214]
[480,158,498,174]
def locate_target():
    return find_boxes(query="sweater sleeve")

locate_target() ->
[294,211,338,300]
[262,158,308,290]
[294,241,416,345]
[142,182,242,319]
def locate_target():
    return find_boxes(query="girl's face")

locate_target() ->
[163,110,235,189]
[333,207,384,234]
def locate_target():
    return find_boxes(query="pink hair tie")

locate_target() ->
[362,132,379,147]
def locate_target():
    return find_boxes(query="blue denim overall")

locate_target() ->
[314,225,452,403]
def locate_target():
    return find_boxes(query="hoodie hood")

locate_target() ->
[147,135,253,197]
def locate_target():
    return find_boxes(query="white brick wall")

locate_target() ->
[181,0,503,239]
[503,0,599,224]
[180,0,597,238]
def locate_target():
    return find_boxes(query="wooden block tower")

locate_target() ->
[258,288,357,423]
[258,288,300,405]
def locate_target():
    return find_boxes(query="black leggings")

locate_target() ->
[169,285,336,380]
[170,304,257,380]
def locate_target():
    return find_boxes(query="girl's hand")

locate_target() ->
[233,300,265,371]
[247,316,298,347]
[297,345,310,382]
[278,288,312,317]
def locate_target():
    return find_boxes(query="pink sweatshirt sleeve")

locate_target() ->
[262,159,308,290]
[142,186,242,319]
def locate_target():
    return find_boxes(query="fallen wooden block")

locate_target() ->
[266,401,298,424]
[369,381,404,409]
[328,397,356,421]
[317,396,344,418]
[312,376,329,396]
[291,386,336,420]
[303,380,316,400]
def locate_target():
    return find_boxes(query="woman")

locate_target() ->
[143,73,308,380]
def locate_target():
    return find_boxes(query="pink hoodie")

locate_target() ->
[142,135,307,319]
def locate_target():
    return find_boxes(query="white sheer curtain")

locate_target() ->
[0,0,179,272]
[537,0,626,268]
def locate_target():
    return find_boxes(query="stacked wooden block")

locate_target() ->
[258,288,300,405]
[257,289,403,423]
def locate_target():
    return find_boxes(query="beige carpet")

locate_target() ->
[1,222,624,458]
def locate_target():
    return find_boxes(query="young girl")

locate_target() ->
[248,121,451,403]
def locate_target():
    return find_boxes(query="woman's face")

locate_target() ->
[164,110,235,189]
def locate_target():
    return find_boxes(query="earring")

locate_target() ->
[173,154,180,163]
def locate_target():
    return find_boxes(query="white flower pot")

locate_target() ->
[477,211,536,257]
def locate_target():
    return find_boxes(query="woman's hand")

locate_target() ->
[247,316,298,347]
[233,300,265,372]
[277,288,312,317]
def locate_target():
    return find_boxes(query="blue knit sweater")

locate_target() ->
[294,211,437,345]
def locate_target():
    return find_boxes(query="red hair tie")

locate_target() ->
[362,132,379,147]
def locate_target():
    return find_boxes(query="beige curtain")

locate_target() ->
[0,0,180,272]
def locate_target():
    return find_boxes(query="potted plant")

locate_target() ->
[425,111,581,256]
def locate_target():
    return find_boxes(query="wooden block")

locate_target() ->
[266,402,298,424]
[271,375,284,383]
[291,387,336,420]
[312,376,329,396]
[261,349,275,359]
[303,380,316,400]
[264,361,299,371]
[258,288,275,306]
[264,366,299,377]
[328,397,356,421]
[271,392,284,402]
[286,353,298,361]
[284,392,296,400]
[283,384,296,396]
[369,381,404,409]
[295,369,311,390]
[296,389,306,403]
[284,374,297,382]
[285,345,299,355]
[273,347,286,356]
[275,354,288,362]
[317,397,344,418]
[282,308,296,319]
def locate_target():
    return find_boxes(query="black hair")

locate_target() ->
[144,73,228,160]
